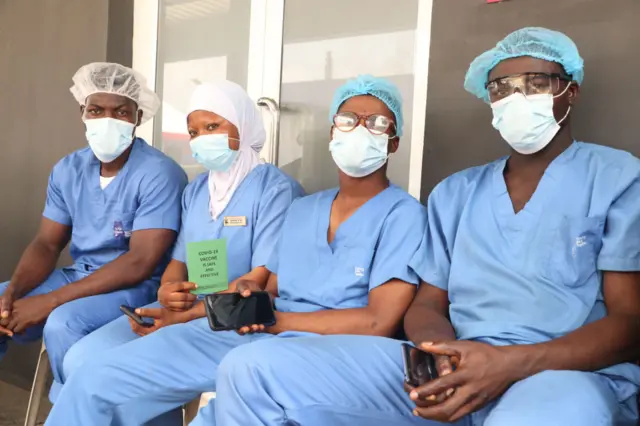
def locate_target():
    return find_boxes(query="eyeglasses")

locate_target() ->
[485,72,571,102]
[332,112,396,136]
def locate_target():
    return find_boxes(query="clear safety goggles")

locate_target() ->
[333,112,396,137]
[485,72,571,103]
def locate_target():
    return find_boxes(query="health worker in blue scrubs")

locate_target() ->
[210,28,640,426]
[44,75,427,426]
[0,62,187,401]
[45,80,304,426]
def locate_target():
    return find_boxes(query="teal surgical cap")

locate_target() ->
[330,75,404,137]
[464,27,584,103]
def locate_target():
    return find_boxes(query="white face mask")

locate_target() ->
[329,125,389,178]
[84,117,136,163]
[490,84,571,155]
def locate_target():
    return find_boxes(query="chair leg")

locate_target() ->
[183,397,201,426]
[24,344,50,426]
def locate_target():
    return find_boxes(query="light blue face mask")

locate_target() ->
[190,133,239,172]
[329,125,389,178]
[84,117,136,163]
[490,83,571,155]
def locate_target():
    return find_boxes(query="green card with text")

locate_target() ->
[187,239,229,295]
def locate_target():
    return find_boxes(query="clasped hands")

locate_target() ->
[405,341,521,423]
[0,291,58,336]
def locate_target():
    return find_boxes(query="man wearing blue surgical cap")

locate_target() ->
[208,29,640,426]
[44,75,427,426]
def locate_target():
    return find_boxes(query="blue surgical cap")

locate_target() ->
[329,75,404,136]
[464,27,584,103]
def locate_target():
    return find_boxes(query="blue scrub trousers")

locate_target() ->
[207,335,639,426]
[0,266,158,401]
[45,308,273,426]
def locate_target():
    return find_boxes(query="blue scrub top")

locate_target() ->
[172,164,304,286]
[43,138,188,281]
[269,185,427,313]
[410,142,640,385]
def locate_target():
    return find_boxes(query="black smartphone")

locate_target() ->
[204,292,276,331]
[120,305,153,328]
[401,343,439,387]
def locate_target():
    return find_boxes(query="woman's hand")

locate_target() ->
[235,279,272,335]
[158,281,198,311]
[128,306,192,337]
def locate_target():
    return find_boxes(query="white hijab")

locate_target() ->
[187,81,266,220]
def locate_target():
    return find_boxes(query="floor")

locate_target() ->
[0,380,50,426]
[0,342,50,426]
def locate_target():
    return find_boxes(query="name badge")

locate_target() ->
[223,216,247,227]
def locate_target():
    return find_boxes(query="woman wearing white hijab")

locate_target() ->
[188,80,268,220]
[50,81,303,426]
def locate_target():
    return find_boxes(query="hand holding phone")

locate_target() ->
[204,291,276,332]
[235,280,275,334]
[402,343,439,387]
[120,305,154,328]
[403,343,457,409]
[236,279,265,297]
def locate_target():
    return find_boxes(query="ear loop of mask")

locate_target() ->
[553,82,572,126]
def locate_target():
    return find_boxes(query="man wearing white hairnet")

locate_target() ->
[0,62,187,401]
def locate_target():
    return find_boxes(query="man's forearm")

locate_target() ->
[404,306,456,345]
[7,240,60,298]
[511,314,640,379]
[270,308,398,337]
[49,252,156,307]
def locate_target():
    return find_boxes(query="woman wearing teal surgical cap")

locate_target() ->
[328,74,404,178]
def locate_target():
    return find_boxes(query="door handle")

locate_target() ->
[257,97,280,166]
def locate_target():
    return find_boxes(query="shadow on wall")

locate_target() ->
[422,0,640,201]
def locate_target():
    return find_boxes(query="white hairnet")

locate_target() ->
[70,62,160,124]
[187,80,265,219]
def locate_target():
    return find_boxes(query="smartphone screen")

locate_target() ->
[204,292,275,331]
[401,343,439,387]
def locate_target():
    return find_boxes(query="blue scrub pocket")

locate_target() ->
[545,216,605,288]
[316,246,373,308]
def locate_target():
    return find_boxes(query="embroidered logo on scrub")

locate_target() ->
[354,267,365,277]
[572,235,587,258]
[113,221,132,239]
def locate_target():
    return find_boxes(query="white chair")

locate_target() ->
[183,392,216,425]
[24,341,50,426]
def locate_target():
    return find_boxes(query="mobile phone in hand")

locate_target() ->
[120,305,153,328]
[401,343,439,387]
[204,291,275,331]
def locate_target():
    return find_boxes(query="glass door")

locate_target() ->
[134,0,431,194]
[271,0,432,196]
